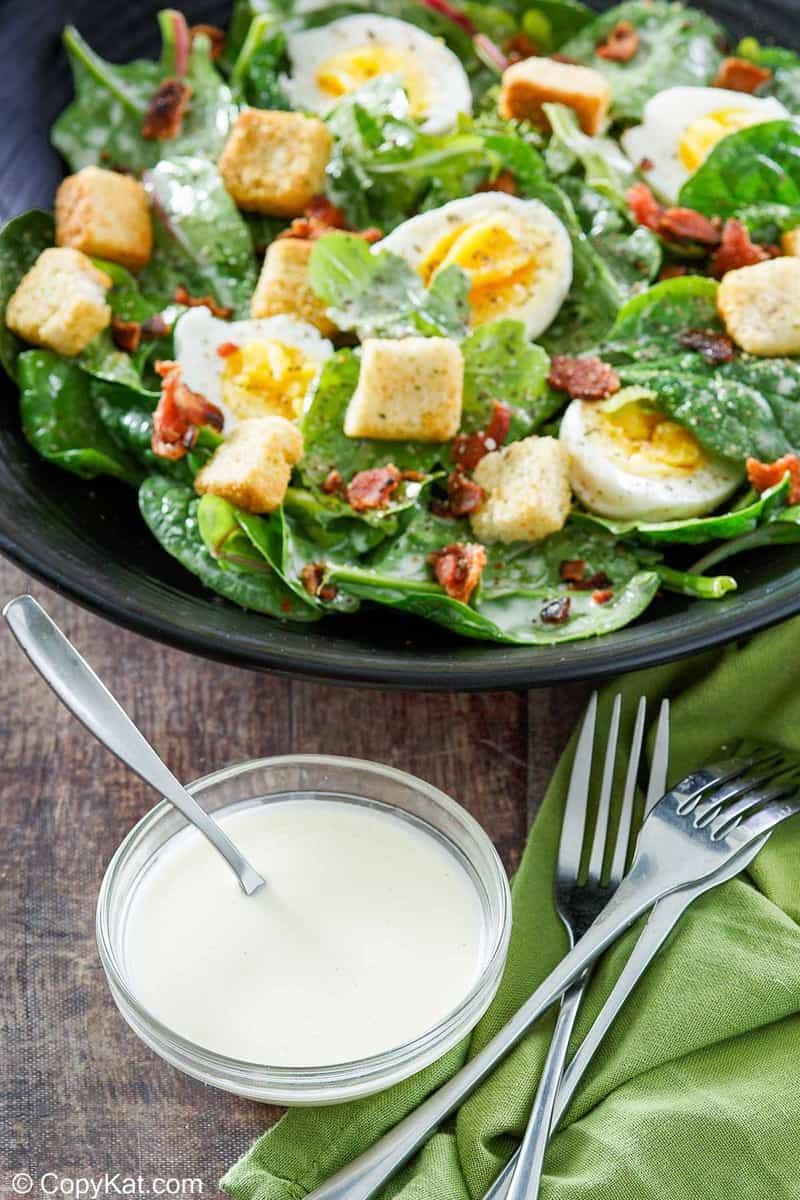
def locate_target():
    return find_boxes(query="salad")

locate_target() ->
[2,0,800,646]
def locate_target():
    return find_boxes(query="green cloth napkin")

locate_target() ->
[222,616,800,1200]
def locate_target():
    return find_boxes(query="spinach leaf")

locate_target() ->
[0,209,55,381]
[679,121,800,218]
[602,275,721,362]
[140,156,258,318]
[461,320,557,436]
[559,177,661,297]
[17,350,143,485]
[691,505,800,573]
[284,486,402,556]
[230,13,291,108]
[560,1,724,121]
[737,37,800,114]
[52,15,237,174]
[653,564,737,599]
[521,0,594,50]
[139,476,319,621]
[308,233,470,339]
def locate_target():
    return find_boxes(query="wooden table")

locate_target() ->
[0,558,590,1199]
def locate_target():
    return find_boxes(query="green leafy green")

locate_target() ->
[17,350,143,485]
[737,37,800,113]
[691,505,800,573]
[653,564,737,599]
[461,320,557,436]
[560,1,724,121]
[543,103,636,208]
[560,177,662,297]
[230,13,291,108]
[0,209,55,381]
[522,0,594,49]
[602,274,721,361]
[679,121,800,218]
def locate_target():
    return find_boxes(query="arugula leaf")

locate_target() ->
[140,156,258,317]
[679,121,800,218]
[17,350,143,485]
[308,233,470,339]
[560,1,724,121]
[0,209,55,382]
[461,320,557,436]
[543,103,636,208]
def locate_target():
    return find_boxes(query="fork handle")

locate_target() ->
[305,865,667,1200]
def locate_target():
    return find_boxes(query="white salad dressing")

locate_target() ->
[124,797,486,1066]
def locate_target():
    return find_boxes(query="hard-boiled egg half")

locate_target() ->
[622,86,789,204]
[560,392,742,521]
[284,15,472,134]
[174,308,333,431]
[379,193,573,339]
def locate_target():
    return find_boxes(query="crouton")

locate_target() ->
[55,166,153,271]
[219,109,332,217]
[6,247,112,357]
[781,227,800,258]
[716,257,800,356]
[344,337,463,442]
[251,238,337,336]
[470,436,571,543]
[194,417,304,513]
[499,58,611,135]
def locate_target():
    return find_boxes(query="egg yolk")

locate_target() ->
[418,217,538,325]
[221,341,317,421]
[678,107,767,173]
[604,402,703,472]
[316,45,430,116]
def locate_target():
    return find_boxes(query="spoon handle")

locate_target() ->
[4,595,264,895]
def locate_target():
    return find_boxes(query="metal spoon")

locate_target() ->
[4,595,265,896]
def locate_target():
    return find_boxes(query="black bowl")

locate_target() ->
[1,0,798,690]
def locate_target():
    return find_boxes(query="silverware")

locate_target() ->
[306,746,800,1200]
[3,595,265,896]
[499,693,669,1200]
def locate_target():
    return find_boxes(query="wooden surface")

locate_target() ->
[0,558,590,1199]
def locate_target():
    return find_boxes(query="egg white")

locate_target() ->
[379,192,573,339]
[173,308,333,431]
[560,398,743,522]
[622,86,789,204]
[284,14,472,135]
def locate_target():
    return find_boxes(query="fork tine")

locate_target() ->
[713,784,800,842]
[674,751,781,814]
[694,757,792,824]
[609,696,647,885]
[644,698,670,816]
[558,691,598,876]
[587,694,622,882]
[710,768,800,839]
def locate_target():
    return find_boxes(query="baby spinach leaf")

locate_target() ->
[679,121,800,218]
[0,209,55,382]
[139,476,319,621]
[461,320,557,436]
[230,14,291,108]
[520,0,594,49]
[602,274,721,363]
[17,350,143,485]
[560,1,724,121]
[690,505,800,573]
[308,233,470,339]
[140,156,257,318]
[284,486,402,556]
[653,564,737,599]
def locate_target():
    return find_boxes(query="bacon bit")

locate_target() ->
[280,195,383,244]
[571,570,612,592]
[142,79,192,141]
[151,360,224,461]
[746,454,800,504]
[658,263,689,281]
[346,465,401,511]
[709,217,772,278]
[477,170,518,196]
[638,157,654,172]
[141,313,173,340]
[191,23,226,60]
[280,598,294,614]
[435,470,486,518]
[452,401,512,470]
[540,596,571,625]
[111,316,142,354]
[548,355,620,401]
[713,56,772,93]
[597,21,639,62]
[174,284,232,319]
[628,183,721,246]
[400,469,426,482]
[301,563,338,602]
[628,182,664,231]
[592,588,614,604]
[506,32,539,62]
[559,559,586,584]
[677,329,735,366]
[321,468,346,497]
[428,543,487,604]
[217,342,239,358]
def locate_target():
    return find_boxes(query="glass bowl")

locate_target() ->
[96,755,512,1104]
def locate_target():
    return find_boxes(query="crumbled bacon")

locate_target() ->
[559,559,586,583]
[746,454,800,504]
[592,588,614,604]
[638,157,654,173]
[400,469,426,482]
[628,182,664,231]
[627,183,721,246]
[428,543,487,604]
[279,195,383,244]
[346,465,401,511]
[548,356,620,401]
[142,79,192,141]
[596,21,639,62]
[452,401,512,471]
[658,263,689,281]
[709,218,772,278]
[677,329,735,365]
[540,596,571,625]
[174,285,232,319]
[322,468,346,497]
[191,23,226,60]
[713,56,772,93]
[476,170,518,196]
[506,33,539,63]
[111,316,142,354]
[434,470,486,518]
[151,360,224,461]
[141,313,172,340]
[301,563,338,602]
[216,342,239,358]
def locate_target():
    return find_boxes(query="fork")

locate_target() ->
[499,691,668,1200]
[306,747,800,1200]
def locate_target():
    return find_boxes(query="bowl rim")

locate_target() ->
[95,753,513,1096]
